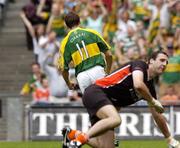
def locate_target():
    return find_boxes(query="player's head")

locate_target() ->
[64,11,80,29]
[148,51,169,75]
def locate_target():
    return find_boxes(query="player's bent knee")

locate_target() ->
[110,115,121,128]
[115,116,122,127]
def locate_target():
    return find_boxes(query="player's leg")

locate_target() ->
[87,130,115,148]
[66,85,121,147]
[86,107,121,148]
[62,126,82,148]
[86,105,121,138]
[63,129,115,148]
[63,119,117,148]
[69,104,121,147]
[62,126,71,148]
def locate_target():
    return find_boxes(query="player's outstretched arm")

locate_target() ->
[132,70,164,113]
[150,108,180,148]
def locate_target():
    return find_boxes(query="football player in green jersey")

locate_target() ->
[57,11,112,93]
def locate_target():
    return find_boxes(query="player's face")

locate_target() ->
[152,53,168,75]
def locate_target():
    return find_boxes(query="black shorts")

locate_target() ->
[82,84,113,125]
[82,84,139,124]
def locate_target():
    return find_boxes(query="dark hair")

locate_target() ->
[148,51,169,64]
[64,11,80,28]
[30,0,39,5]
[31,62,40,67]
[40,75,47,84]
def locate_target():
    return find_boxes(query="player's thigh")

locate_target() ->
[96,104,119,119]
[98,130,115,148]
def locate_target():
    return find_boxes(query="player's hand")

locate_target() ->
[68,82,76,90]
[148,98,164,113]
[169,138,180,148]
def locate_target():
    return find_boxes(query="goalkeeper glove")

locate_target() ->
[168,138,180,148]
[148,98,164,113]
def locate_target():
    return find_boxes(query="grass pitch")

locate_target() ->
[0,140,168,148]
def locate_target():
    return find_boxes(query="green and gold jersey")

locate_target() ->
[58,27,111,76]
[162,55,180,84]
[171,14,180,29]
[132,0,151,21]
[51,16,66,38]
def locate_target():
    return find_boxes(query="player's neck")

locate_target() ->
[71,25,79,30]
[147,67,156,80]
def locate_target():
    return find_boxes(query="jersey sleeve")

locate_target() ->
[132,61,157,99]
[84,28,111,52]
[88,29,111,53]
[131,61,148,73]
[58,37,72,71]
[131,60,148,81]
[96,33,111,52]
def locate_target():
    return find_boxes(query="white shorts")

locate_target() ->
[77,66,106,93]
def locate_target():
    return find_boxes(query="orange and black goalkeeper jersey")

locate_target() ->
[95,60,157,104]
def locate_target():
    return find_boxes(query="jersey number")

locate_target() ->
[76,40,89,60]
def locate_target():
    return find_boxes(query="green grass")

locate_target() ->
[0,140,168,148]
